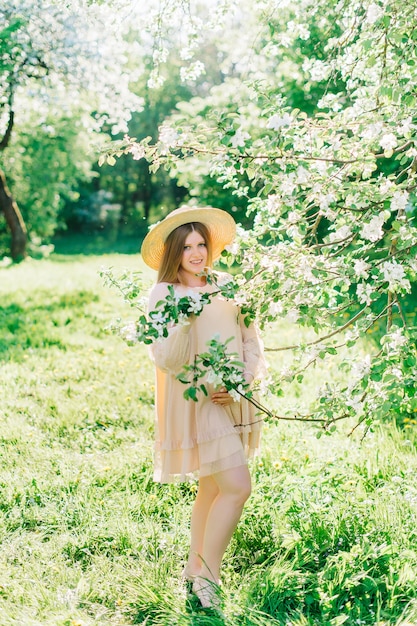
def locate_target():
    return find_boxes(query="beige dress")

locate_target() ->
[148,277,265,483]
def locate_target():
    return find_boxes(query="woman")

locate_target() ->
[141,205,265,609]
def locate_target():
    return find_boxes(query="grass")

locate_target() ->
[1,249,417,625]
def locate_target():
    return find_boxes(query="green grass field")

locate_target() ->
[1,250,417,626]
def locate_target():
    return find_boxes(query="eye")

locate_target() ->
[183,245,191,250]
[198,243,206,248]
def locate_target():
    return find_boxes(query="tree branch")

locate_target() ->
[265,305,368,352]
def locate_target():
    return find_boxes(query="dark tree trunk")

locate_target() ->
[0,169,27,260]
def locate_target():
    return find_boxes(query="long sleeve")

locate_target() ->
[147,282,192,374]
[239,314,266,384]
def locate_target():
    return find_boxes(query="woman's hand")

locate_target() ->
[211,387,234,406]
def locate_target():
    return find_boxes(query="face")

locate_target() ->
[180,229,208,282]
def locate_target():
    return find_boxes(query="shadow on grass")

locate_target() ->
[0,290,99,362]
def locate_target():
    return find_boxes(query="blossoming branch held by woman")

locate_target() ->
[138,204,266,611]
[101,257,348,430]
[132,274,244,345]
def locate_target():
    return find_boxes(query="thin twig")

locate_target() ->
[265,305,368,352]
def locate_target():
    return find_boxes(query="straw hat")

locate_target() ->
[141,205,236,270]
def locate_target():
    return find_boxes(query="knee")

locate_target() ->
[238,478,252,504]
[227,475,252,506]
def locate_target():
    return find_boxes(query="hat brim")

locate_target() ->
[141,205,236,271]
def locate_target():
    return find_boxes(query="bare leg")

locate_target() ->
[199,464,251,584]
[183,475,219,578]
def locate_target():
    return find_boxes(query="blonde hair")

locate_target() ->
[157,222,213,284]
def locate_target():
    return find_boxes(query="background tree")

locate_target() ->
[0,0,142,259]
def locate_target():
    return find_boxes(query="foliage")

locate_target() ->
[101,267,235,342]
[93,56,194,228]
[0,0,142,250]
[1,252,417,624]
[2,114,94,240]
[102,268,254,405]
[106,0,417,434]
[177,336,249,403]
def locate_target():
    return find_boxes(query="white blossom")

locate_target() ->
[296,166,309,184]
[278,32,293,47]
[187,294,204,314]
[379,179,394,195]
[381,260,410,291]
[267,113,292,130]
[152,47,168,63]
[269,300,283,316]
[180,60,205,82]
[397,117,413,135]
[297,24,310,40]
[264,195,281,216]
[345,329,360,344]
[281,278,294,294]
[390,190,409,212]
[229,387,243,402]
[303,58,331,82]
[380,133,397,152]
[353,259,370,279]
[149,311,167,325]
[318,193,336,214]
[399,225,417,246]
[362,160,377,179]
[287,211,300,224]
[360,122,384,141]
[206,369,224,387]
[391,367,403,380]
[357,282,373,305]
[351,354,372,379]
[360,213,385,242]
[329,225,352,243]
[180,46,195,61]
[159,125,179,149]
[287,225,301,241]
[128,143,146,160]
[346,395,364,413]
[384,328,407,353]
[366,3,384,25]
[225,241,239,255]
[120,321,138,343]
[230,127,250,148]
[147,69,165,89]
[177,315,191,327]
[317,93,343,112]
[281,175,297,195]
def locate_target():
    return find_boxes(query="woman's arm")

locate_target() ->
[147,282,192,374]
[239,314,266,385]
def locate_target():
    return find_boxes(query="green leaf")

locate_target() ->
[185,387,198,402]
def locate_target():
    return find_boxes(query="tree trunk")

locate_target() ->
[0,169,27,260]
